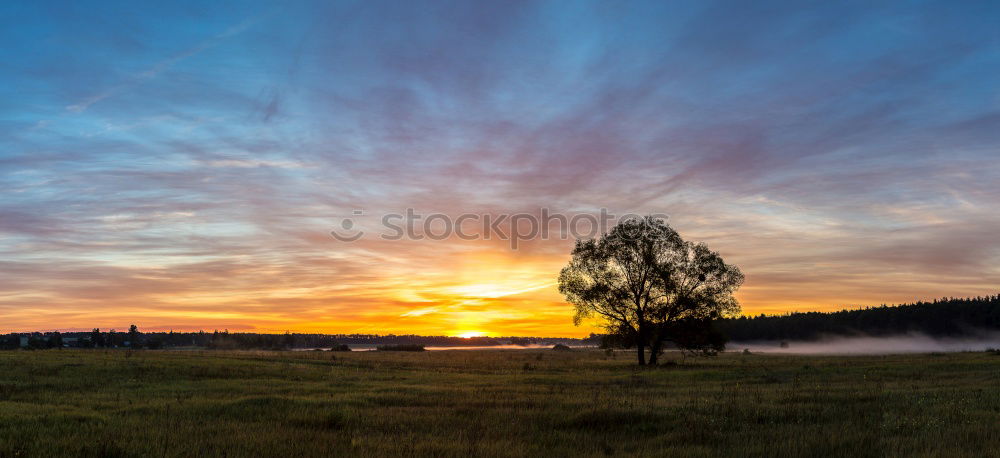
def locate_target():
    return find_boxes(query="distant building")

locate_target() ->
[19,336,28,348]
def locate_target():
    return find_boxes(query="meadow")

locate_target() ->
[2,348,999,457]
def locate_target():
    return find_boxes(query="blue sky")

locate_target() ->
[1,0,999,334]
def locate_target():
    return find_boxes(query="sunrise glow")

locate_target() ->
[455,331,487,339]
[2,1,999,337]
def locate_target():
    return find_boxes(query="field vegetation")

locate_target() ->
[2,349,999,457]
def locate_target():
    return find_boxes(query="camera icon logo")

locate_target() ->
[330,210,365,242]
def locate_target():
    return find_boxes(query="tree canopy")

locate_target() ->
[558,216,743,365]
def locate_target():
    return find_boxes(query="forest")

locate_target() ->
[717,296,1000,341]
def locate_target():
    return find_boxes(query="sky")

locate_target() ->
[1,0,999,337]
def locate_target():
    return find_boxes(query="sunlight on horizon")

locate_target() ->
[454,331,487,338]
[3,1,998,337]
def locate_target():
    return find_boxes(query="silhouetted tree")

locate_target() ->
[128,324,140,348]
[48,331,63,349]
[559,216,743,365]
[90,328,104,348]
[645,238,743,364]
[0,334,16,350]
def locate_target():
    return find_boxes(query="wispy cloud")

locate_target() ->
[200,159,310,169]
[1,1,998,334]
[65,17,259,113]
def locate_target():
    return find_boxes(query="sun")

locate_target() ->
[455,331,485,338]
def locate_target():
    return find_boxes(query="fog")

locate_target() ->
[730,332,1000,355]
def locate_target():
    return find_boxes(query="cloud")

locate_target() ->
[200,159,310,169]
[2,1,998,334]
[65,17,259,113]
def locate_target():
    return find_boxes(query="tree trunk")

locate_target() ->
[648,337,662,365]
[635,322,647,365]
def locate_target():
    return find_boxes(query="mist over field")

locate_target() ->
[732,332,1000,355]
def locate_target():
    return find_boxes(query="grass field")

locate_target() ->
[2,349,1000,457]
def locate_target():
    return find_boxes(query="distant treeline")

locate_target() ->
[717,295,1000,341]
[0,327,599,350]
[13,296,997,350]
